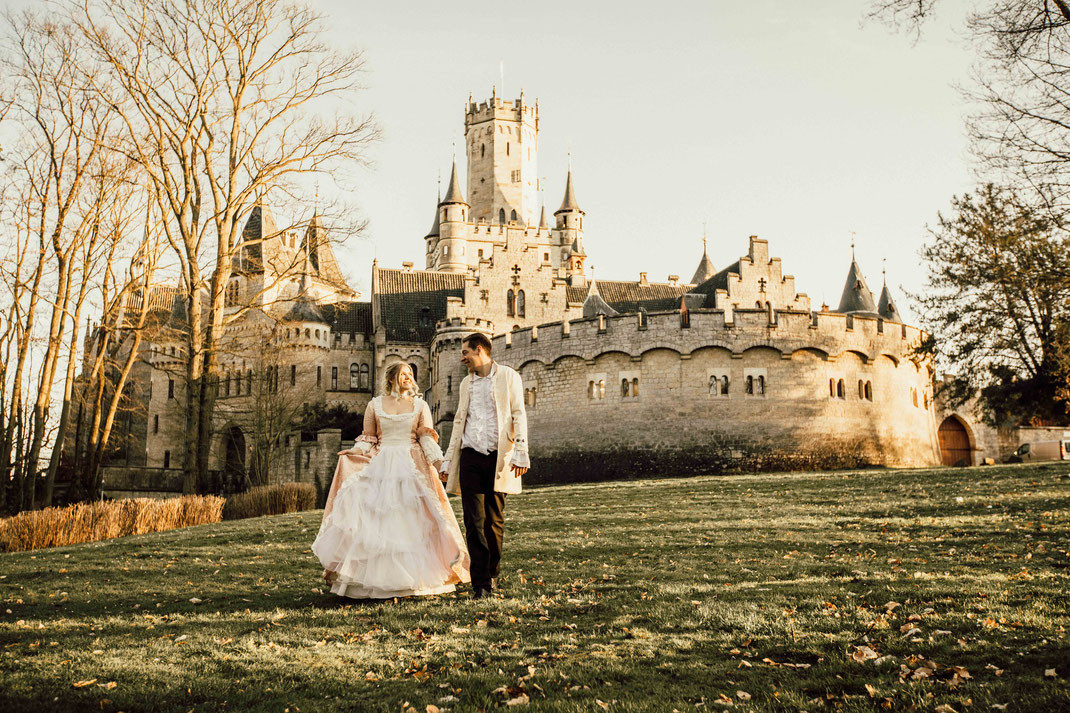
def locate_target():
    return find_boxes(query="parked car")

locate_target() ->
[1008,440,1070,463]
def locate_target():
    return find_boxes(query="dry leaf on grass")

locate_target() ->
[72,679,97,688]
[851,645,878,662]
[735,691,751,701]
[505,693,530,706]
[935,705,957,713]
[1044,668,1057,678]
[865,684,878,697]
[426,706,440,713]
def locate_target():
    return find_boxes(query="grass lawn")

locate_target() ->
[1,464,1068,713]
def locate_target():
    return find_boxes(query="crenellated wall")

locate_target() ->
[492,308,941,482]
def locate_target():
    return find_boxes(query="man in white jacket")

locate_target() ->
[439,333,529,598]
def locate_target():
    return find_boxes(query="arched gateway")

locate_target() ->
[938,416,972,466]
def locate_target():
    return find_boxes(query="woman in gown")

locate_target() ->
[312,363,471,599]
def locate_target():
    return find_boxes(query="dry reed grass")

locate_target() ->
[222,483,316,521]
[0,495,225,553]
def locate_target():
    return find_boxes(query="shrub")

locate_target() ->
[222,482,316,521]
[0,495,225,553]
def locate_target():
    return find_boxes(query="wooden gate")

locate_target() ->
[938,416,972,466]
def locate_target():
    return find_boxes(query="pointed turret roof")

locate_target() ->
[300,210,349,290]
[877,280,901,323]
[441,161,467,205]
[836,258,879,315]
[284,263,327,324]
[582,279,618,319]
[538,205,548,229]
[690,239,716,285]
[425,191,441,238]
[556,169,582,213]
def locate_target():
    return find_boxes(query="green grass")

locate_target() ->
[2,464,1069,712]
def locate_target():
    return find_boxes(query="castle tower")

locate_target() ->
[877,267,901,323]
[555,168,586,276]
[464,89,539,227]
[690,236,716,285]
[436,161,470,273]
[836,252,879,316]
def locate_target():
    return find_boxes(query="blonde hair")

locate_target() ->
[383,362,415,398]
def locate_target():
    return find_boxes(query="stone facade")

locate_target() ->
[91,88,953,495]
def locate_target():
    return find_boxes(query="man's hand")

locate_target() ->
[438,470,449,483]
[511,464,528,477]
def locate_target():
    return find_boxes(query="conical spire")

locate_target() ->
[538,204,548,229]
[556,168,581,213]
[582,278,617,319]
[877,267,901,323]
[690,236,716,285]
[425,187,441,238]
[442,160,467,205]
[836,258,879,315]
[302,209,324,272]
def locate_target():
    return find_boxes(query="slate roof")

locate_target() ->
[877,283,901,323]
[690,246,716,285]
[836,259,879,315]
[376,267,465,343]
[566,279,690,314]
[302,212,350,290]
[321,301,373,336]
[556,169,581,213]
[581,281,619,318]
[691,260,742,305]
[442,162,467,205]
[282,295,327,324]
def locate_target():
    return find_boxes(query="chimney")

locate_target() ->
[668,274,679,286]
[639,272,648,286]
[402,261,414,272]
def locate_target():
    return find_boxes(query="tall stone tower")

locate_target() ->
[465,88,539,227]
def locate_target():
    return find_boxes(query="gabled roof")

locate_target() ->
[836,259,879,315]
[877,283,901,323]
[596,279,690,313]
[690,259,743,305]
[376,267,466,343]
[321,301,373,336]
[302,211,349,290]
[235,201,280,272]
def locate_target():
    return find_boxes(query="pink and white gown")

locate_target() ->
[312,396,471,599]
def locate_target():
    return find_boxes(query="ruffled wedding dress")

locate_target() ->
[312,396,471,599]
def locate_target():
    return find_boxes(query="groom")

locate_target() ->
[439,333,529,599]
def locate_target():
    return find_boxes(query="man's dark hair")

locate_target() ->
[463,333,492,355]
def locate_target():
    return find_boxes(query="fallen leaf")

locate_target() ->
[935,705,957,713]
[865,684,878,697]
[505,694,530,706]
[735,691,751,701]
[1045,668,1057,678]
[72,679,97,688]
[426,706,440,713]
[189,598,202,604]
[851,645,879,663]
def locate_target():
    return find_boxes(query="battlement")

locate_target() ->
[491,308,927,365]
[465,94,538,127]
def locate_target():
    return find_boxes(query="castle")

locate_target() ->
[94,88,986,498]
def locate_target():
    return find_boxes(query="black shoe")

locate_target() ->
[471,588,486,600]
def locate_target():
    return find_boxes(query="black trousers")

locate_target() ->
[459,447,506,589]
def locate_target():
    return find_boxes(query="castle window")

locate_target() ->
[317,366,322,387]
[506,142,510,156]
[858,379,865,399]
[447,375,452,394]
[153,414,159,434]
[621,379,630,398]
[290,364,297,386]
[507,289,515,317]
[745,376,753,395]
[510,209,517,221]
[478,249,484,258]
[923,391,928,409]
[499,208,506,225]
[865,381,873,402]
[224,373,231,397]
[315,329,320,339]
[226,280,239,306]
[837,379,846,399]
[543,252,549,262]
[247,370,253,393]
[235,374,240,396]
[409,363,418,383]
[304,328,310,338]
[168,379,175,399]
[517,290,526,317]
[598,379,606,399]
[350,363,360,390]
[163,450,170,469]
[442,245,449,256]
[360,363,370,390]
[587,375,606,401]
[632,378,640,397]
[331,366,338,390]
[829,378,836,398]
[911,388,918,407]
[419,307,432,329]
[481,144,485,158]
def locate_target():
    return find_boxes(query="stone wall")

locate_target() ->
[494,308,940,483]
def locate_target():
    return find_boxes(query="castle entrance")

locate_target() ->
[223,426,247,492]
[938,416,972,466]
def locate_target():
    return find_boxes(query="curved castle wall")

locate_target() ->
[493,308,941,482]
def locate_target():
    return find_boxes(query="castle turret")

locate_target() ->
[555,168,586,276]
[465,90,539,226]
[836,253,879,316]
[436,161,470,273]
[423,189,441,269]
[877,271,901,323]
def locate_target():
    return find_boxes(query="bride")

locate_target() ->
[312,363,471,599]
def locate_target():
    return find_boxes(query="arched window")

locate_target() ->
[757,375,765,395]
[481,144,485,158]
[499,208,506,224]
[597,379,606,400]
[447,375,452,394]
[745,375,754,395]
[721,376,729,395]
[246,370,252,394]
[224,373,230,397]
[837,379,845,399]
[350,363,360,390]
[510,209,517,222]
[226,280,239,306]
[506,142,510,156]
[708,375,718,395]
[632,378,640,397]
[621,379,630,397]
[587,381,595,399]
[517,290,526,317]
[360,363,370,390]
[911,388,918,407]
[829,378,836,397]
[331,366,338,390]
[530,386,536,407]
[865,381,873,401]
[756,301,763,308]
[409,363,418,383]
[506,289,515,317]
[304,328,310,337]
[234,373,241,396]
[858,380,865,399]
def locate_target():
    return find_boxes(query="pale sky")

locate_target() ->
[318,0,977,323]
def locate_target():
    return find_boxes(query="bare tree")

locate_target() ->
[73,0,376,493]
